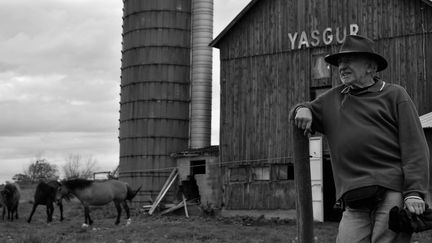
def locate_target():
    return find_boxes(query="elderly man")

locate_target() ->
[293,35,429,242]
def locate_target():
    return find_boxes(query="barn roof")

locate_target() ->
[210,0,432,48]
[420,112,432,129]
[210,0,259,48]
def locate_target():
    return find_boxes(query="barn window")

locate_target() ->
[229,167,247,182]
[252,167,270,181]
[275,164,294,180]
[190,160,206,175]
[312,55,330,79]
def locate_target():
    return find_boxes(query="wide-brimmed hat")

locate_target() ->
[324,35,388,72]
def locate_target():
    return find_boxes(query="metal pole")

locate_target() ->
[292,124,314,243]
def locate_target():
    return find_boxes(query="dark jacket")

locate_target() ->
[300,78,429,200]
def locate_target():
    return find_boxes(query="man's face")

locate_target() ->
[337,54,372,86]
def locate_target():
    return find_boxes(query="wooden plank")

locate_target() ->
[182,194,189,218]
[153,168,178,203]
[148,169,178,215]
[160,201,184,215]
[292,124,314,243]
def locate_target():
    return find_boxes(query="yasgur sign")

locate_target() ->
[288,24,359,50]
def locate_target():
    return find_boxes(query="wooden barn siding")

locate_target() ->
[218,0,432,209]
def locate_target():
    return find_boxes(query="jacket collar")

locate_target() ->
[341,77,385,95]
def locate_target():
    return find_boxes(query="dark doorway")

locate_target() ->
[323,154,342,222]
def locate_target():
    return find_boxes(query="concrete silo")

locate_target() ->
[119,0,213,205]
[190,0,213,148]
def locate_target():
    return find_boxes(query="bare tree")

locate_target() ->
[62,154,98,179]
[23,159,59,182]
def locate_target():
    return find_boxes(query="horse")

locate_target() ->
[0,191,6,211]
[27,180,65,223]
[1,183,21,221]
[56,179,141,226]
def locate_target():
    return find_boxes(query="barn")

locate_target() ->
[210,0,432,221]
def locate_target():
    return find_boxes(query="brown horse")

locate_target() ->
[27,180,65,223]
[1,183,21,221]
[56,179,141,226]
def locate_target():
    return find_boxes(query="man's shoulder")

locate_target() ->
[384,82,405,91]
[381,81,411,102]
[382,82,409,95]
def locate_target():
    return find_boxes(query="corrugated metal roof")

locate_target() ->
[211,0,432,48]
[420,112,432,129]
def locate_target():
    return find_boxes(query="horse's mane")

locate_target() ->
[46,180,61,188]
[62,179,94,190]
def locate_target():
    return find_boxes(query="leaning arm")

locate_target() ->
[290,95,326,134]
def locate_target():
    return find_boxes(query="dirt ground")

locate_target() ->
[1,185,431,243]
[0,199,337,243]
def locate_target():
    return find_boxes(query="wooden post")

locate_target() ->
[182,194,189,218]
[292,124,314,243]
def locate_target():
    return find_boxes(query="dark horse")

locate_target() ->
[56,179,141,226]
[1,183,21,221]
[27,180,65,223]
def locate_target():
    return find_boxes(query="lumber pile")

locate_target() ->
[144,168,190,217]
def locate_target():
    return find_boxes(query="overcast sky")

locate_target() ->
[0,0,251,183]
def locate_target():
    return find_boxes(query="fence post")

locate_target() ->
[292,124,314,243]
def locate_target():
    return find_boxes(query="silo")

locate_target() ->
[119,0,192,204]
[190,0,213,148]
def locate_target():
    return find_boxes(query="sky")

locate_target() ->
[0,0,251,183]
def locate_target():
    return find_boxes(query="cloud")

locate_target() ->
[0,0,122,182]
[0,0,251,182]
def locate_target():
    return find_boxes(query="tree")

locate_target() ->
[24,159,59,182]
[62,154,99,179]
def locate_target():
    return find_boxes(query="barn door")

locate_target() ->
[309,136,323,222]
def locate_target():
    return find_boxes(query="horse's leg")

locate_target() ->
[122,201,130,219]
[114,201,121,225]
[2,207,5,220]
[15,204,18,219]
[83,206,88,225]
[8,207,12,221]
[47,202,54,223]
[58,201,64,221]
[84,205,93,225]
[27,203,38,223]
[45,205,50,222]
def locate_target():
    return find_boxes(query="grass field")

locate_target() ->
[0,184,431,242]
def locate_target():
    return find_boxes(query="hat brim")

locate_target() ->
[324,52,388,72]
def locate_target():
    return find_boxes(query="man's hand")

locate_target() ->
[405,197,426,215]
[294,107,313,136]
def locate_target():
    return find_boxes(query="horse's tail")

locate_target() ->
[126,184,142,201]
